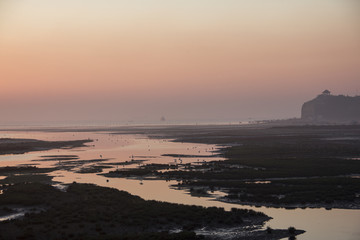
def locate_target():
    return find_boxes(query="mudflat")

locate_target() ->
[0,138,92,155]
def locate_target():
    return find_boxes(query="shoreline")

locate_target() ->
[2,125,359,211]
[0,182,305,240]
[218,198,360,210]
[100,172,360,210]
[0,126,358,239]
[0,138,92,155]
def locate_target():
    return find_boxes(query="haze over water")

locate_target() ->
[1,0,359,124]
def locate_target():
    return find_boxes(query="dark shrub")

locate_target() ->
[288,226,296,234]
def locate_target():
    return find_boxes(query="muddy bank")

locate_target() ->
[0,138,92,155]
[0,182,304,240]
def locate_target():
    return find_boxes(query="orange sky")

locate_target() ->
[0,0,359,123]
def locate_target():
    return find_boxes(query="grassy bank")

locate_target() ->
[0,182,279,240]
[0,138,92,155]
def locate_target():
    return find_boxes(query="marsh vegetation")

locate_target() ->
[0,182,275,240]
[105,125,360,208]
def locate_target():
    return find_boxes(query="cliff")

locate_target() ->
[301,93,360,123]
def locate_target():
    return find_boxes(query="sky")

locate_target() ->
[0,0,359,124]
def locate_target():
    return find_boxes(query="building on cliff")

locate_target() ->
[301,91,360,123]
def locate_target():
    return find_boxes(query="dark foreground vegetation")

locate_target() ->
[0,182,294,240]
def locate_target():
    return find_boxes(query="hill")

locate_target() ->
[301,91,360,123]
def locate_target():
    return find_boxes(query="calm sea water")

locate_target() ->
[0,131,359,240]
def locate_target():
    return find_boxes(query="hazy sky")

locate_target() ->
[1,0,359,123]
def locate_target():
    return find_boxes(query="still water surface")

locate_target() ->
[0,131,359,240]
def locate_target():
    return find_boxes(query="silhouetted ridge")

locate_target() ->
[301,91,360,123]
